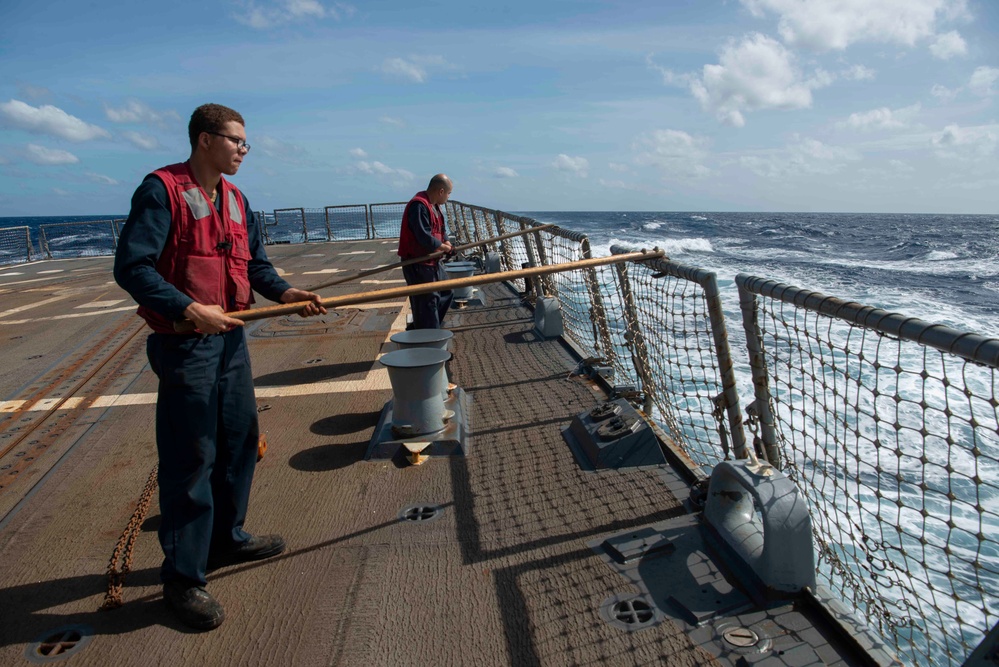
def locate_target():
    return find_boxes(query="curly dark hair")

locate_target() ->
[188,103,245,150]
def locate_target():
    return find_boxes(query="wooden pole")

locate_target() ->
[306,223,557,291]
[175,248,665,333]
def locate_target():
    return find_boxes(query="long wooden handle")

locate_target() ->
[306,223,556,291]
[174,248,664,333]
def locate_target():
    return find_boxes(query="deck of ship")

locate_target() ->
[0,239,736,666]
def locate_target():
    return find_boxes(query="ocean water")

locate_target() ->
[520,211,999,339]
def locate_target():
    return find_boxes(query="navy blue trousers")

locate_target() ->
[146,328,258,586]
[402,263,453,329]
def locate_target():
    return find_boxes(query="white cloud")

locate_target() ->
[931,83,958,101]
[85,172,120,185]
[235,0,356,29]
[349,147,367,158]
[738,137,860,178]
[840,104,921,131]
[380,56,450,83]
[932,123,998,158]
[888,159,916,173]
[690,33,823,127]
[929,31,967,59]
[0,100,110,142]
[105,100,180,127]
[841,65,875,81]
[493,167,519,178]
[740,0,970,52]
[633,129,711,178]
[356,160,415,182]
[122,131,159,150]
[257,135,307,162]
[552,154,589,177]
[968,66,999,97]
[608,162,630,173]
[646,53,693,87]
[379,116,405,127]
[25,144,80,165]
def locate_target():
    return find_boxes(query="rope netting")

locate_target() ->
[599,254,740,468]
[739,278,999,666]
[39,220,120,259]
[324,205,369,241]
[368,202,407,239]
[0,226,34,265]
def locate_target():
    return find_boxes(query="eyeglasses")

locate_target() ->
[208,132,251,152]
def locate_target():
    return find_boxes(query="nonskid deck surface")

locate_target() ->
[0,240,721,666]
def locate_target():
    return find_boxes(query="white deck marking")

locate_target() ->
[75,299,126,309]
[360,279,406,285]
[0,295,70,319]
[0,296,411,413]
[0,305,136,325]
[0,371,393,412]
[0,272,24,277]
[0,272,108,288]
[302,269,343,275]
[38,269,65,274]
[337,250,376,255]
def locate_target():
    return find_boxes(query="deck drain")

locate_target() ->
[722,626,759,647]
[600,594,659,632]
[399,504,443,523]
[715,621,773,655]
[25,625,93,663]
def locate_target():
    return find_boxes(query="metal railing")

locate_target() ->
[439,200,999,666]
[736,275,999,667]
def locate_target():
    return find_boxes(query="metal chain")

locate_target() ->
[99,464,158,611]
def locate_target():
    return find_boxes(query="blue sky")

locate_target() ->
[1,0,997,215]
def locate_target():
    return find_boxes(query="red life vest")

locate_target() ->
[137,162,254,333]
[397,191,444,265]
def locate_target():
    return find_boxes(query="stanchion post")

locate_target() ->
[613,261,656,414]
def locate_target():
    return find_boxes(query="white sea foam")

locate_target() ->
[594,236,714,257]
[925,250,959,261]
[643,222,663,231]
[690,215,708,221]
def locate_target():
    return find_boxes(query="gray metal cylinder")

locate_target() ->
[389,329,454,399]
[483,251,501,273]
[379,348,452,437]
[443,261,476,300]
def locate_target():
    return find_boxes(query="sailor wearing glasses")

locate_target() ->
[114,103,326,631]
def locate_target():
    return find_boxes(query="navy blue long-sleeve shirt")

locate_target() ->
[113,175,291,321]
[405,201,448,253]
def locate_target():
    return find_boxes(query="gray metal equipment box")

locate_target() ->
[562,398,664,470]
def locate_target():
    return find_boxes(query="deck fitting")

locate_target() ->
[600,594,660,632]
[399,504,443,523]
[24,625,93,663]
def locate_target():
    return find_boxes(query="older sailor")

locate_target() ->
[114,103,326,631]
[398,174,454,329]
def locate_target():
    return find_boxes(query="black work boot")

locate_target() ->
[207,534,286,571]
[163,582,225,630]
